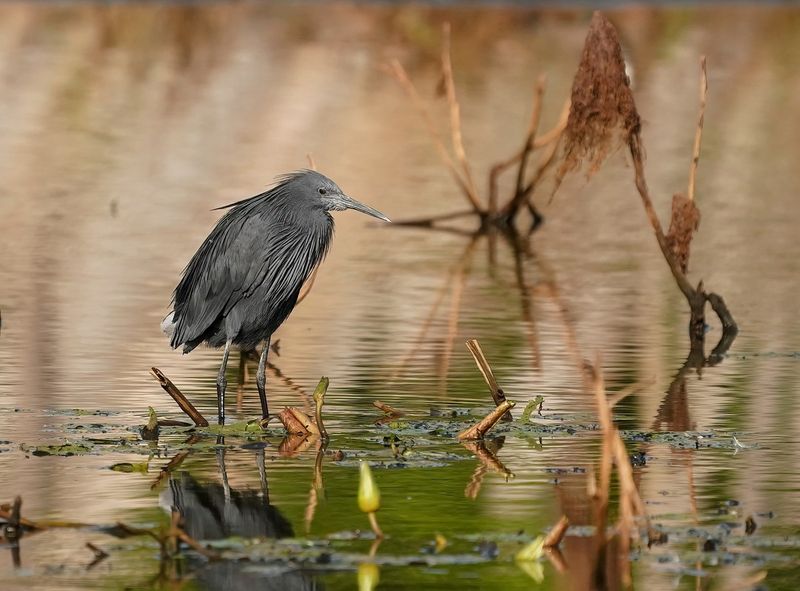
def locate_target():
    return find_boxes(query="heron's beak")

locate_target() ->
[342,195,391,223]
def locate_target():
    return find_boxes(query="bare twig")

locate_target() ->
[392,235,480,379]
[306,153,317,171]
[149,367,209,427]
[607,377,655,410]
[488,76,546,214]
[85,542,109,570]
[441,22,482,212]
[373,400,404,417]
[387,60,480,211]
[458,400,515,441]
[150,439,197,490]
[439,238,475,393]
[465,339,512,420]
[687,56,707,203]
[513,75,547,208]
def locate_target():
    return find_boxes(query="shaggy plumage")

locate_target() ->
[166,172,334,353]
[162,169,389,424]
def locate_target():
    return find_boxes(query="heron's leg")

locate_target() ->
[216,442,231,503]
[216,340,232,425]
[256,337,270,420]
[256,447,270,504]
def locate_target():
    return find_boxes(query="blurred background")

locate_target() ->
[1,3,799,590]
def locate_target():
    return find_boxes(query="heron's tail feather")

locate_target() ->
[161,311,176,339]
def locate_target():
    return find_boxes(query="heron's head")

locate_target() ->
[289,170,390,222]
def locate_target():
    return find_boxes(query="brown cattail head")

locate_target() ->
[666,193,701,274]
[553,12,641,193]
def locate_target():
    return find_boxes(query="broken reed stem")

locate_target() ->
[306,152,317,171]
[151,449,191,490]
[458,400,516,440]
[607,377,655,410]
[462,440,514,479]
[1,499,39,534]
[587,359,613,551]
[149,367,209,427]
[312,377,330,440]
[86,542,109,559]
[441,22,483,212]
[118,515,220,561]
[612,434,648,523]
[544,515,570,548]
[687,56,707,203]
[2,496,22,542]
[372,400,404,417]
[706,291,737,331]
[387,60,480,211]
[465,339,512,420]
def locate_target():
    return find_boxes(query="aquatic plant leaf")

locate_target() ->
[515,535,545,561]
[21,442,93,456]
[109,462,149,474]
[520,396,545,423]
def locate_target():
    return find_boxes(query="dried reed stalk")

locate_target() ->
[373,400,404,417]
[149,367,209,427]
[457,400,515,441]
[555,12,735,340]
[387,59,480,211]
[388,23,569,229]
[441,22,482,211]
[544,515,570,548]
[465,339,512,420]
[687,57,707,203]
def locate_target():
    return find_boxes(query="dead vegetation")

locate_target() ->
[387,23,568,231]
[554,13,736,342]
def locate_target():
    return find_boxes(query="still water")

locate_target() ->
[1,3,799,590]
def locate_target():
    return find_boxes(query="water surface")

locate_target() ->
[1,4,800,590]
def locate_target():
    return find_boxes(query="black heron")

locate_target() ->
[162,170,389,424]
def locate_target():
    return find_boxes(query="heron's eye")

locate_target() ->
[318,188,327,195]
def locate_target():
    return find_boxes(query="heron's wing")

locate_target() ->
[170,207,270,348]
[170,207,331,349]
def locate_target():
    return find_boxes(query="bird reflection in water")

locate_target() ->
[160,446,323,590]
